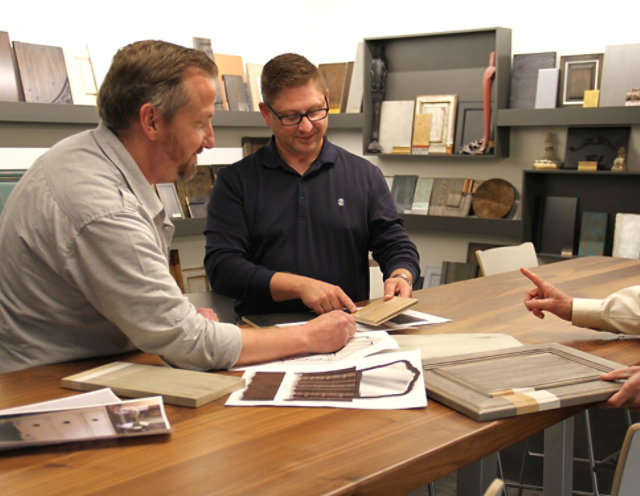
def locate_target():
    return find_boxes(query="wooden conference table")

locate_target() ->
[1,256,639,496]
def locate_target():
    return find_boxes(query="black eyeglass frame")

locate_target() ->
[265,97,330,126]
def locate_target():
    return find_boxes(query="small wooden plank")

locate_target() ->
[61,361,244,408]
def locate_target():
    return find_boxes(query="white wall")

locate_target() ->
[3,0,637,86]
[4,1,639,273]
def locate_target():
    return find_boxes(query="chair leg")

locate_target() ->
[583,408,600,496]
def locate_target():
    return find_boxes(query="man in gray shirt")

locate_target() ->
[0,40,355,374]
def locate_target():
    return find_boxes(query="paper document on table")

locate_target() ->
[226,349,427,410]
[0,388,121,415]
[0,389,171,451]
[356,309,451,331]
[234,330,398,371]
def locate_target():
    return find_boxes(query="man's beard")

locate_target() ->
[177,159,198,181]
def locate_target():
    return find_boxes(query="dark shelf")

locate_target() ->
[401,213,522,238]
[497,106,640,127]
[0,102,363,130]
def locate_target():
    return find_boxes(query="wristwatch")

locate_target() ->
[391,273,412,286]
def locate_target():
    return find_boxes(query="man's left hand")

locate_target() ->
[383,273,413,300]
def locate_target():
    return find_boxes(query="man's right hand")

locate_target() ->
[300,310,357,353]
[298,279,358,314]
[270,273,358,314]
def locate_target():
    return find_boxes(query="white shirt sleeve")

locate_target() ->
[572,286,640,335]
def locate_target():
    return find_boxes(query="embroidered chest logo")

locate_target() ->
[337,198,345,207]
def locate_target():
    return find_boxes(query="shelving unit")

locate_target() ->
[362,27,512,158]
[522,169,640,259]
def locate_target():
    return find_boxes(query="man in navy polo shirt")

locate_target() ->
[205,53,420,317]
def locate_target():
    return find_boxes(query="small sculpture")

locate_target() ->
[611,146,627,171]
[367,44,387,153]
[460,52,496,155]
[533,132,562,169]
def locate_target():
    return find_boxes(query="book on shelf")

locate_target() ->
[241,136,269,157]
[13,40,73,104]
[345,41,364,113]
[390,175,418,214]
[440,261,478,285]
[156,182,185,219]
[212,53,245,111]
[378,100,414,154]
[534,68,559,109]
[0,388,172,452]
[509,52,556,109]
[192,37,214,61]
[578,211,607,257]
[182,266,211,293]
[428,178,474,217]
[175,164,214,217]
[317,62,353,114]
[410,177,434,215]
[536,196,578,256]
[411,113,431,155]
[62,44,98,106]
[0,31,21,102]
[61,361,245,408]
[187,195,209,218]
[169,249,185,292]
[613,213,640,259]
[245,63,263,112]
[222,74,250,111]
[600,43,640,107]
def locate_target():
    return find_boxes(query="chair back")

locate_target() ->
[611,423,640,496]
[483,478,504,496]
[475,242,538,276]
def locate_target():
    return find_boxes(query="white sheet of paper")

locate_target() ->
[0,388,122,415]
[226,349,427,410]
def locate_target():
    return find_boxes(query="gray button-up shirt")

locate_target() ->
[0,122,241,373]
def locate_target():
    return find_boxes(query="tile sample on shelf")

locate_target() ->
[509,52,556,109]
[536,196,578,256]
[613,213,640,259]
[578,211,607,256]
[378,100,414,154]
[0,31,21,102]
[534,68,559,109]
[13,41,73,104]
[600,43,640,107]
[390,175,418,214]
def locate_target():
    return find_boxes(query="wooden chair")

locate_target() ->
[475,241,538,276]
[610,423,640,496]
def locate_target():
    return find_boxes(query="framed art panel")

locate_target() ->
[413,94,457,154]
[156,183,185,219]
[564,126,630,170]
[454,101,484,154]
[422,343,624,421]
[558,53,603,106]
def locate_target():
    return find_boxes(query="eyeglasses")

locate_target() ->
[266,97,329,126]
